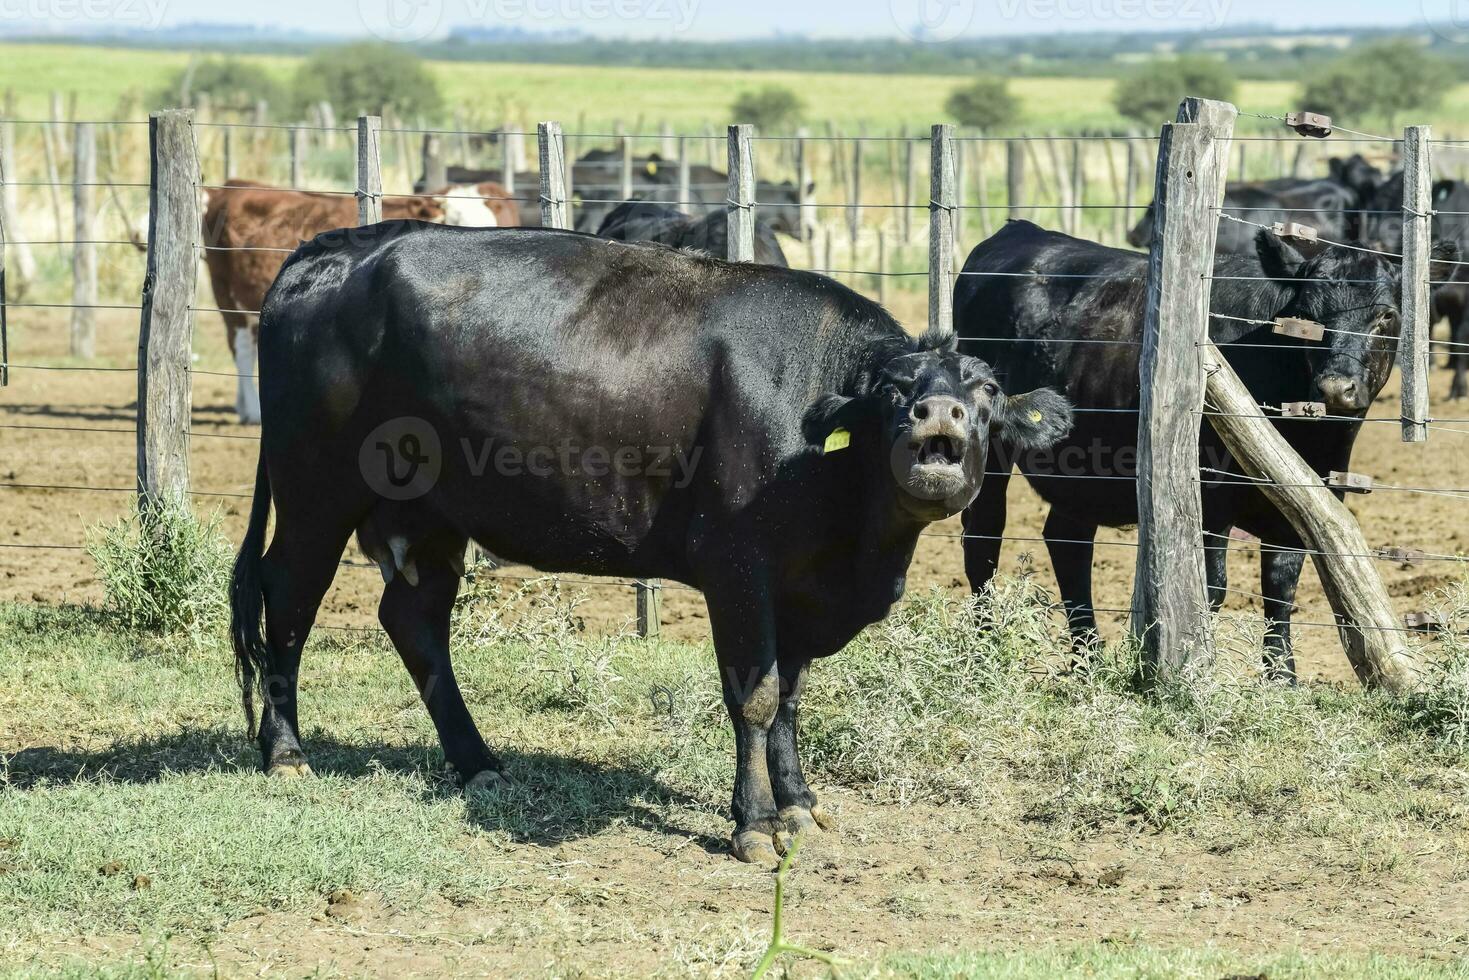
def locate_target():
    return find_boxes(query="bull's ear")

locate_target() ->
[993,388,1073,450]
[1255,228,1307,280]
[802,393,874,450]
[1430,241,1462,292]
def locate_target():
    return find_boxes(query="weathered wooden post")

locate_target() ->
[1399,125,1432,444]
[221,126,234,180]
[70,122,96,359]
[1132,97,1236,683]
[421,133,446,192]
[137,110,200,511]
[502,125,517,195]
[620,135,633,202]
[289,125,304,188]
[1006,139,1025,220]
[538,121,569,231]
[0,116,35,296]
[973,138,991,240]
[848,138,863,259]
[727,124,756,264]
[929,124,956,337]
[356,116,382,226]
[796,128,813,243]
[0,120,7,386]
[877,227,889,306]
[677,136,691,210]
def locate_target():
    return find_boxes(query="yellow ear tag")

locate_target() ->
[1029,409,1044,423]
[823,427,851,454]
[646,161,658,176]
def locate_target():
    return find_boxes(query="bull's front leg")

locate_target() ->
[1262,548,1306,684]
[768,657,835,837]
[708,592,785,866]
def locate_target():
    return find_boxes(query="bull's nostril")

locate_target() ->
[951,405,965,421]
[914,404,930,421]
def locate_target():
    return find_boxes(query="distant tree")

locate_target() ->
[292,43,442,120]
[1301,41,1454,129]
[1113,58,1237,126]
[152,58,285,112]
[731,86,805,132]
[944,76,1021,131]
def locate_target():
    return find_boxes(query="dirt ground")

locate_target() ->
[3,303,1467,686]
[30,789,1469,976]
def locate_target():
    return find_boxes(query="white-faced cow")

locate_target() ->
[231,222,1072,864]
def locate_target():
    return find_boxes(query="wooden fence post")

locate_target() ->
[289,126,304,188]
[902,135,916,242]
[796,128,812,243]
[677,136,691,209]
[0,120,7,387]
[929,124,956,337]
[620,135,633,201]
[137,110,200,511]
[0,117,35,296]
[356,115,382,226]
[1132,97,1236,683]
[1006,139,1025,220]
[727,124,755,263]
[502,124,517,195]
[1399,125,1432,444]
[421,133,446,192]
[848,138,863,258]
[70,122,96,359]
[538,121,568,230]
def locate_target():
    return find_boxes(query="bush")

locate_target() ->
[944,76,1021,131]
[292,42,442,120]
[152,57,285,112]
[730,86,805,132]
[1113,57,1237,126]
[1301,40,1455,129]
[86,502,233,639]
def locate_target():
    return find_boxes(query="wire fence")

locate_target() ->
[1,103,1466,654]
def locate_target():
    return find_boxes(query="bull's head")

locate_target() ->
[803,334,1072,522]
[1256,230,1460,415]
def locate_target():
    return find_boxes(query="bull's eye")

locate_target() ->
[982,382,1000,397]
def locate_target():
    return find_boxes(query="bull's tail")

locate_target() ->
[230,452,272,739]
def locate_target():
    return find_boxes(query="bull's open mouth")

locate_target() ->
[911,435,964,466]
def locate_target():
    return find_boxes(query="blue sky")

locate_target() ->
[2,0,1450,40]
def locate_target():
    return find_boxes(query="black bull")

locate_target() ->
[956,220,1456,680]
[230,222,1072,865]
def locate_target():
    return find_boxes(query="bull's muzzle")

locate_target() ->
[1316,374,1369,414]
[895,395,976,516]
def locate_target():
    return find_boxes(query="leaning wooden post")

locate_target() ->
[1006,138,1025,220]
[537,121,569,230]
[1201,345,1420,692]
[1399,125,1432,444]
[929,124,956,337]
[1132,97,1236,683]
[137,110,200,512]
[356,115,382,226]
[70,122,96,360]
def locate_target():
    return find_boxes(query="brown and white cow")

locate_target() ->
[199,179,518,423]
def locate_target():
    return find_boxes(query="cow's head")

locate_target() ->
[757,180,815,239]
[1255,230,1460,414]
[1328,154,1384,202]
[803,331,1073,522]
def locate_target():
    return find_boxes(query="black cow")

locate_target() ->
[1126,155,1382,252]
[595,200,789,266]
[957,220,1455,680]
[1361,173,1469,400]
[230,223,1072,864]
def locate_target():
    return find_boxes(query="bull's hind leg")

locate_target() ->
[258,516,356,776]
[767,657,835,837]
[378,556,507,789]
[961,447,1009,594]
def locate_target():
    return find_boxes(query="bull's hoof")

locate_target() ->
[731,829,783,867]
[779,804,836,834]
[464,769,511,795]
[266,755,313,778]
